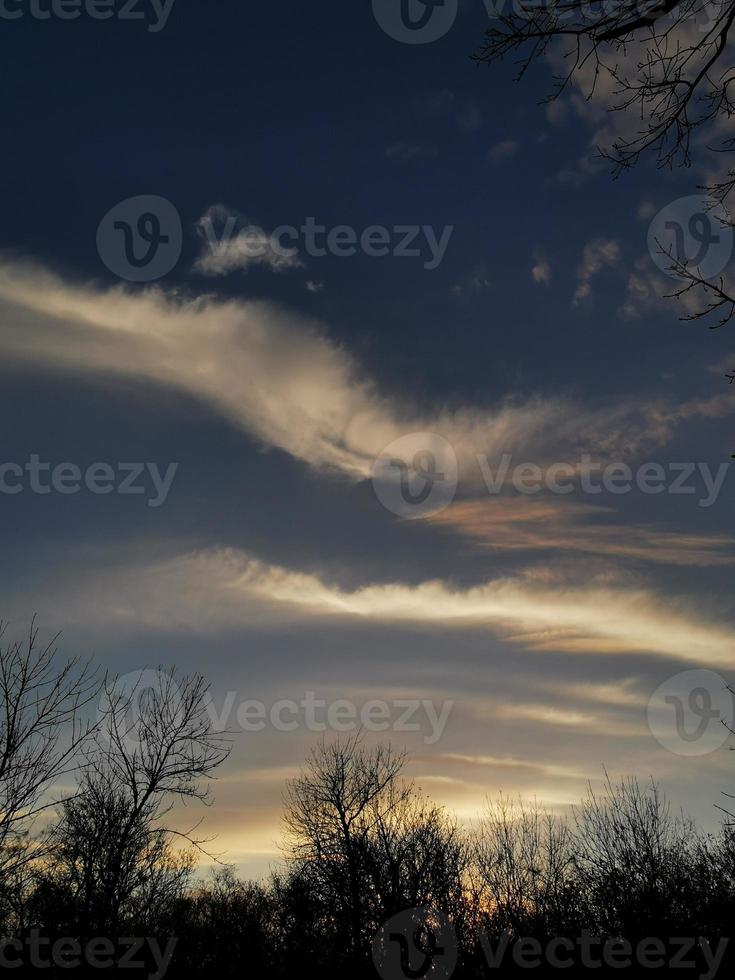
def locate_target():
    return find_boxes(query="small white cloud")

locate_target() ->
[193,204,303,277]
[306,280,324,293]
[637,199,657,221]
[451,265,491,298]
[573,239,620,304]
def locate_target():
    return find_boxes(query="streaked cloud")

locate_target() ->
[440,753,587,780]
[37,546,735,667]
[429,497,735,566]
[0,259,723,492]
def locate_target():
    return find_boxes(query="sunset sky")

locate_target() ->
[1,1,734,879]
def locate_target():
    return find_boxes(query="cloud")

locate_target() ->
[429,497,735,566]
[0,260,725,489]
[620,251,735,323]
[552,678,646,709]
[440,753,587,780]
[451,265,492,299]
[531,254,552,286]
[620,255,709,320]
[573,239,620,304]
[40,546,735,667]
[545,100,568,125]
[489,139,518,162]
[547,20,723,181]
[193,204,304,277]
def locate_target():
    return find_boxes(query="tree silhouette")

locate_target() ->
[0,620,99,884]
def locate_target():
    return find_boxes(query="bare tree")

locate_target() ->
[476,2,735,169]
[284,735,408,959]
[572,773,700,934]
[366,780,468,919]
[0,619,99,881]
[171,868,276,978]
[475,2,735,326]
[49,668,230,932]
[284,734,470,970]
[474,795,577,937]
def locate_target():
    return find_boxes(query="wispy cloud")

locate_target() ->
[0,260,725,489]
[573,238,620,304]
[39,546,735,667]
[440,753,587,780]
[531,253,552,286]
[451,265,492,298]
[429,497,735,566]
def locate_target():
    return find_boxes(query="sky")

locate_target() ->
[1,0,735,879]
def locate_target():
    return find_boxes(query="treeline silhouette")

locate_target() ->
[1,624,733,977]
